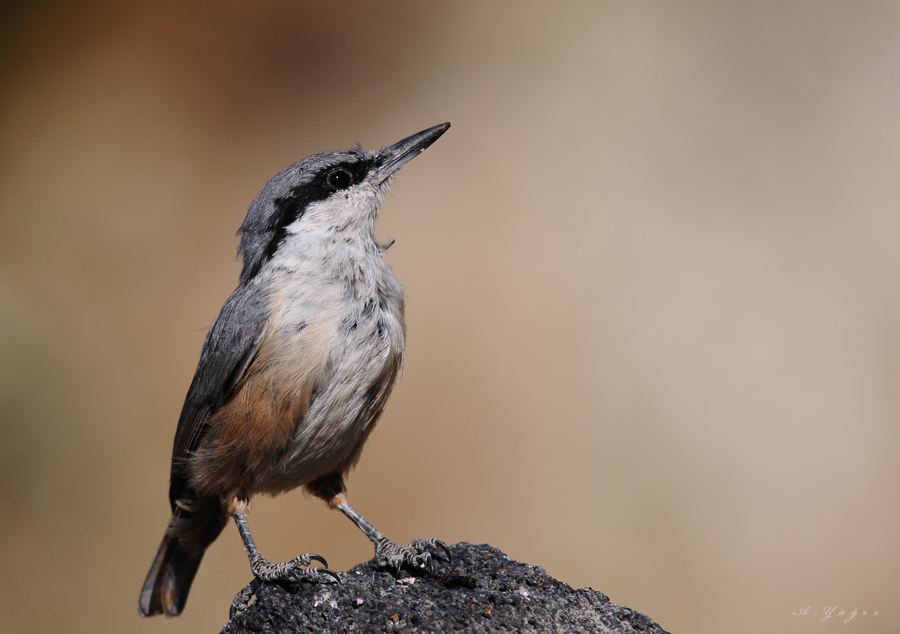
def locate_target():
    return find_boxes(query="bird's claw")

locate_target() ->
[426,537,452,563]
[230,578,261,619]
[295,566,342,584]
[375,536,451,575]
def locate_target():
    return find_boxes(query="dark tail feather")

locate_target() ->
[139,498,228,617]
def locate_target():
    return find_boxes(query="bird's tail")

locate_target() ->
[139,497,228,617]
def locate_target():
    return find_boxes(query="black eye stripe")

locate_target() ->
[254,157,375,273]
[271,159,373,230]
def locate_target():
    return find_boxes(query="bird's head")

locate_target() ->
[236,123,450,283]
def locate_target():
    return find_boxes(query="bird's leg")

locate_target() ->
[308,475,450,574]
[229,498,339,616]
[335,493,450,573]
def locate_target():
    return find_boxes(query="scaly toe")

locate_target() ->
[250,552,337,583]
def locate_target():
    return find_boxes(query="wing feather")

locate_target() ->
[168,284,269,506]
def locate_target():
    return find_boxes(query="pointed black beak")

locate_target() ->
[374,123,450,183]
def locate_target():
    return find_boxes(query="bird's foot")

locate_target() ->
[230,553,340,618]
[230,578,261,618]
[374,536,451,575]
[250,552,339,584]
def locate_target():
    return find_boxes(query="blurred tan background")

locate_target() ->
[2,2,899,633]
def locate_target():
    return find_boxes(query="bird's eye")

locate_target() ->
[327,168,353,190]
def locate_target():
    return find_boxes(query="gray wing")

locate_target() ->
[168,284,269,506]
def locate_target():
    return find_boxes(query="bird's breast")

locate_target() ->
[251,245,406,493]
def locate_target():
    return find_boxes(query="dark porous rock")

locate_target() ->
[221,542,669,633]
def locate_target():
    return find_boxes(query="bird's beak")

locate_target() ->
[374,122,450,184]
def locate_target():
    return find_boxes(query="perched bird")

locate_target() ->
[139,123,450,618]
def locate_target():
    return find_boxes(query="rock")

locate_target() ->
[221,542,669,633]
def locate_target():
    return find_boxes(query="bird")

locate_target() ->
[139,123,451,618]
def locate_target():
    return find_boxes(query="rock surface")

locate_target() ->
[221,542,669,633]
